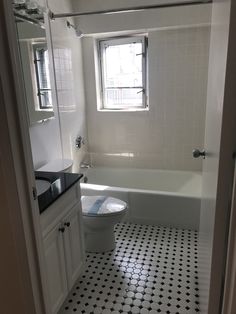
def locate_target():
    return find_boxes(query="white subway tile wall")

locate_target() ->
[83,27,210,171]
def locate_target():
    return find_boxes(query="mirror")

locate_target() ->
[14,7,55,124]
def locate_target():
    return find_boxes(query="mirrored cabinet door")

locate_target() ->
[13,1,55,125]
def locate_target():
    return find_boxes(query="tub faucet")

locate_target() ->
[80,162,91,169]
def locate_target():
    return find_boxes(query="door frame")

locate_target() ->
[0,4,44,314]
[2,0,236,314]
[1,0,52,313]
[205,1,236,313]
[222,159,236,314]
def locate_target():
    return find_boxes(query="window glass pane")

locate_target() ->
[35,47,51,90]
[104,88,143,108]
[103,42,143,88]
[40,90,52,109]
[34,46,52,108]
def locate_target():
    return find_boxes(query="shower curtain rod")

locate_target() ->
[49,0,212,19]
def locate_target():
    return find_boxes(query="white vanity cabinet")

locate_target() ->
[40,183,85,314]
[62,205,84,290]
[43,221,68,313]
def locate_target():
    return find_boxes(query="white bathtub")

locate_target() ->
[80,167,202,230]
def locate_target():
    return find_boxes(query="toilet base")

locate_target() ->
[85,227,115,253]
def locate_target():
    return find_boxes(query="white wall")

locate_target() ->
[29,0,88,172]
[72,0,211,35]
[81,13,211,170]
[199,1,236,313]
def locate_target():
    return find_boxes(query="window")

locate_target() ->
[99,36,148,110]
[33,43,52,109]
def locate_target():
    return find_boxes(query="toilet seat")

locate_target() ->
[81,195,127,217]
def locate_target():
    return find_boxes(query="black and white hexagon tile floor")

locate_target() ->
[60,223,201,314]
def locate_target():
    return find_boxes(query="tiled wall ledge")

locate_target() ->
[89,152,202,171]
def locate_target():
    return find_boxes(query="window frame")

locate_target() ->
[32,43,53,110]
[98,36,148,111]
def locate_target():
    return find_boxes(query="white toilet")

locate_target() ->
[37,159,127,253]
[81,195,127,253]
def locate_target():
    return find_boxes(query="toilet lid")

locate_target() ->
[81,196,127,217]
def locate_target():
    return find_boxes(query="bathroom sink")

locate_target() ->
[35,179,51,196]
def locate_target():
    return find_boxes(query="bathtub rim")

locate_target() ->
[80,167,202,198]
[80,182,202,199]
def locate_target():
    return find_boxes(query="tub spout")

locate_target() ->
[80,162,92,169]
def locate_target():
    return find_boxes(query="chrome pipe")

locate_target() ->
[49,0,212,20]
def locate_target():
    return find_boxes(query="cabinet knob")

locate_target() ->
[59,227,65,233]
[64,222,70,227]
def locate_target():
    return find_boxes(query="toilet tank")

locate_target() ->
[37,159,73,173]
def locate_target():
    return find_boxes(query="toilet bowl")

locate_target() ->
[81,195,127,253]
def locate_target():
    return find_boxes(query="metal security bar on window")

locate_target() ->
[33,44,52,109]
[99,36,148,110]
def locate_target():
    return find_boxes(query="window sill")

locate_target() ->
[97,107,149,113]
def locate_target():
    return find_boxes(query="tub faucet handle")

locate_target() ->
[192,149,206,159]
[75,136,85,149]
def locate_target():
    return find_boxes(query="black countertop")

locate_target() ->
[35,171,83,214]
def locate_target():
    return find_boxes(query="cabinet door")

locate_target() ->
[63,203,85,290]
[43,224,68,314]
